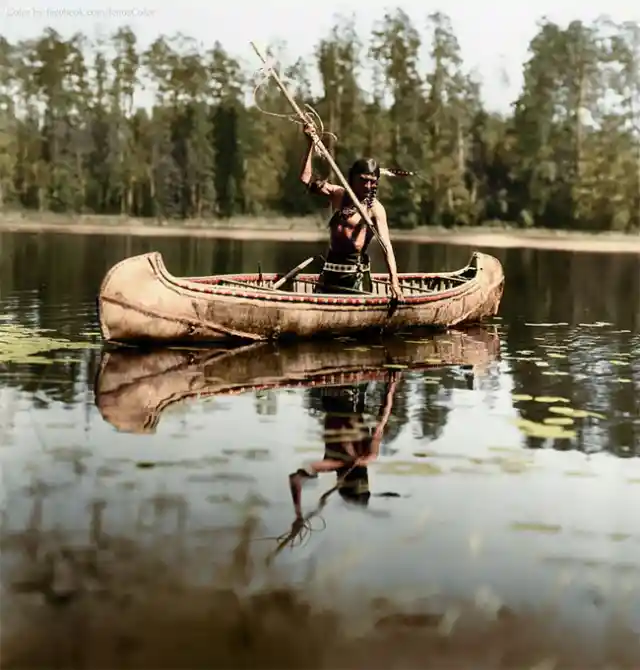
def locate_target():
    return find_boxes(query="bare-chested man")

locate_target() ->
[299,123,404,300]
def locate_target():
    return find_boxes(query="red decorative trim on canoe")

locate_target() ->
[165,274,472,305]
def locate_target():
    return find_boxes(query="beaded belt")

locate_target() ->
[322,261,370,274]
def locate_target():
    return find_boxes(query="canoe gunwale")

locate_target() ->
[157,252,484,307]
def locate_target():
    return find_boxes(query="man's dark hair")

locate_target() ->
[348,158,380,183]
[348,158,380,208]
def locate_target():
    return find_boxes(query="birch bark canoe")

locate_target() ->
[97,250,504,344]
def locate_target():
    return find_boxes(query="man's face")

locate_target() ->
[352,173,377,200]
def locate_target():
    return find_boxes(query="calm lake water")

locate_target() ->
[1,229,640,668]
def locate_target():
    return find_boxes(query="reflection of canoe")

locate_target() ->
[97,251,504,343]
[94,327,501,433]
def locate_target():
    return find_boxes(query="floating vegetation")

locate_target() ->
[546,353,567,359]
[512,394,534,401]
[488,446,523,454]
[543,417,574,427]
[533,396,570,404]
[615,378,632,383]
[515,419,576,440]
[541,371,570,376]
[187,472,256,483]
[548,406,606,420]
[376,461,443,476]
[0,322,98,364]
[510,522,562,534]
[222,448,271,461]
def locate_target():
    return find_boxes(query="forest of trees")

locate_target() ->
[1,11,640,231]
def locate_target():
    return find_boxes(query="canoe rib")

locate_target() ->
[97,251,504,343]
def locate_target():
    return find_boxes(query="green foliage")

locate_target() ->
[0,14,639,231]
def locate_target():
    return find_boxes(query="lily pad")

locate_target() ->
[377,461,443,476]
[510,522,561,534]
[515,418,576,439]
[533,396,570,404]
[511,394,533,401]
[543,417,574,426]
[0,323,99,364]
[548,406,606,420]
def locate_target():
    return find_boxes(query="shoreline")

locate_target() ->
[2,215,640,254]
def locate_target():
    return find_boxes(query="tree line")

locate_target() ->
[1,11,640,231]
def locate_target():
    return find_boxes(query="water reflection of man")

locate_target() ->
[289,371,401,516]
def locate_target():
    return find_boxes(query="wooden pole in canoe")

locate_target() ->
[249,42,384,249]
[272,255,318,290]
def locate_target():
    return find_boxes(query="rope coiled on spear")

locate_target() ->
[252,56,337,158]
[251,52,419,179]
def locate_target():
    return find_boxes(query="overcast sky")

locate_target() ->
[2,0,639,112]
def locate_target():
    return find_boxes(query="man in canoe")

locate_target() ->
[300,123,407,300]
